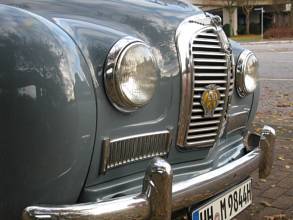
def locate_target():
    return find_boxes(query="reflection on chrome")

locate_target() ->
[17,85,37,100]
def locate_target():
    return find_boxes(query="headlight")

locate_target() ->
[236,49,259,97]
[104,37,158,112]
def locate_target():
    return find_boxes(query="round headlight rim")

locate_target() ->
[115,41,157,109]
[236,49,258,98]
[104,36,158,113]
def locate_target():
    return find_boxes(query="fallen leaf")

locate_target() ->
[260,201,272,207]
[277,103,290,108]
[264,214,287,220]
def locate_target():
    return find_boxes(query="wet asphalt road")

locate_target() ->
[244,42,293,80]
[243,42,293,124]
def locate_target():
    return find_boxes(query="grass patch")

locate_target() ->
[231,34,263,42]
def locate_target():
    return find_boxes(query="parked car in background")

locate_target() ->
[0,1,275,219]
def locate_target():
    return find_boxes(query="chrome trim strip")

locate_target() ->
[175,15,205,147]
[226,110,250,134]
[23,126,275,220]
[111,130,170,143]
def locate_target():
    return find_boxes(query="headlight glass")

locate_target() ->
[104,38,158,112]
[117,44,158,107]
[236,50,259,97]
[244,54,258,93]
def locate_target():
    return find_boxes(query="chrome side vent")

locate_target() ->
[176,22,234,149]
[100,131,172,174]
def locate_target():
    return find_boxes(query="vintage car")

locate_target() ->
[0,0,275,219]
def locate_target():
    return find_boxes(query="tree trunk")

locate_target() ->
[290,0,293,27]
[229,8,234,36]
[246,12,250,34]
[277,14,281,27]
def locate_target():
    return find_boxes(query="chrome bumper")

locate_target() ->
[23,126,275,220]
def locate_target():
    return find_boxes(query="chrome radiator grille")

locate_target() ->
[100,131,172,174]
[177,26,234,149]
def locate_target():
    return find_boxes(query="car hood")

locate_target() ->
[0,0,203,41]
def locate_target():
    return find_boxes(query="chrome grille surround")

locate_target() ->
[100,131,172,174]
[176,15,235,149]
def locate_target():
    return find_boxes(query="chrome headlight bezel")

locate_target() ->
[104,37,158,112]
[236,49,259,97]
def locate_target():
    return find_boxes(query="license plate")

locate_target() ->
[192,179,252,220]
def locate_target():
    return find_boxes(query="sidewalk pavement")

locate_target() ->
[240,39,293,45]
[236,80,293,220]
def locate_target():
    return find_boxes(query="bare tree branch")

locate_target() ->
[241,0,256,34]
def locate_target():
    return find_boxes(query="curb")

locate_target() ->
[240,40,293,45]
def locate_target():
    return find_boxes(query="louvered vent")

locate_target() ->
[185,27,233,148]
[100,131,172,174]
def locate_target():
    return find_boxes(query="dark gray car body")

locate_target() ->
[0,1,258,219]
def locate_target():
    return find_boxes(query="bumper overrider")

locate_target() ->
[23,126,275,220]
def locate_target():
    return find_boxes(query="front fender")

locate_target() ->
[0,5,96,219]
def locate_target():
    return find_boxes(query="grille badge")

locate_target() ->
[201,84,221,118]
